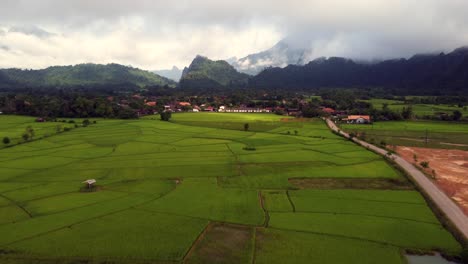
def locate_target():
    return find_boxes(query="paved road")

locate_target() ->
[325,119,468,239]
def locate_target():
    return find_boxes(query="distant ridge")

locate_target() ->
[0,63,176,89]
[249,47,468,94]
[153,66,183,82]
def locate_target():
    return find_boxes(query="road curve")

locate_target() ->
[325,118,468,240]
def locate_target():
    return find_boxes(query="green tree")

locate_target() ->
[244,123,249,131]
[160,111,172,121]
[82,119,91,127]
[452,110,462,121]
[401,106,413,119]
[22,132,30,141]
[24,126,35,140]
[2,137,10,145]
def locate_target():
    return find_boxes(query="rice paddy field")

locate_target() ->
[0,113,462,263]
[361,98,468,117]
[340,120,468,150]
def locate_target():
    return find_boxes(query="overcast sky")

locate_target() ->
[0,0,468,70]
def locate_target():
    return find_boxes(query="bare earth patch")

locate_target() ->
[289,178,413,190]
[185,222,254,264]
[396,146,468,215]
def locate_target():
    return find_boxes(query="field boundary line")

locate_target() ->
[250,227,257,264]
[285,190,296,212]
[134,207,262,227]
[3,188,177,246]
[282,193,425,205]
[272,211,440,225]
[258,191,269,227]
[0,193,32,218]
[268,226,403,248]
[182,221,211,263]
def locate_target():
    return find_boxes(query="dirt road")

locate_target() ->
[325,119,468,239]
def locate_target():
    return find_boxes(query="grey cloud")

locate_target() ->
[0,0,468,69]
[8,25,55,38]
[0,44,10,51]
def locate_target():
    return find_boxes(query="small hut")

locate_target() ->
[82,179,96,189]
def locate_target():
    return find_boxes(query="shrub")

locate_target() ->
[22,133,29,141]
[64,127,71,132]
[380,140,386,147]
[2,137,10,145]
[420,161,429,168]
[243,145,256,151]
[461,248,468,263]
[244,123,249,131]
[160,111,172,121]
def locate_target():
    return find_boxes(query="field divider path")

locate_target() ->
[182,221,211,263]
[258,191,269,227]
[326,118,468,239]
[285,190,296,212]
[0,193,32,218]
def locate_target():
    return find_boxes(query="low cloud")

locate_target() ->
[0,0,468,70]
[8,25,55,38]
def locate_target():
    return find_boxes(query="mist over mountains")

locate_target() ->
[228,39,312,75]
[153,66,183,82]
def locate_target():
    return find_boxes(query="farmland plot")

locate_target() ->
[0,114,461,263]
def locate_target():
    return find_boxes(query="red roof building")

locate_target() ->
[178,102,191,106]
[322,107,336,114]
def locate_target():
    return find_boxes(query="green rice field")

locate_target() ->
[341,120,468,150]
[361,98,468,117]
[0,113,462,263]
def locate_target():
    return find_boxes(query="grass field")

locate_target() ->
[0,113,461,263]
[340,120,468,150]
[361,98,468,117]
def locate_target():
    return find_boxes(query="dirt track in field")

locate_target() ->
[396,146,468,216]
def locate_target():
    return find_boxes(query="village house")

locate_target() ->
[321,107,336,115]
[203,106,215,112]
[286,108,300,116]
[145,101,157,107]
[345,115,371,124]
[219,106,271,113]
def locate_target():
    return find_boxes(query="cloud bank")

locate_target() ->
[0,0,467,70]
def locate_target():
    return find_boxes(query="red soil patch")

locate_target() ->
[396,146,468,215]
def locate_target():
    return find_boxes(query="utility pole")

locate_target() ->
[425,129,428,145]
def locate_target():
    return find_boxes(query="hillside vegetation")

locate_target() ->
[180,55,249,89]
[0,63,176,88]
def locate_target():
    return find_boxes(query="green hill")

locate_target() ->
[180,55,249,89]
[0,63,176,88]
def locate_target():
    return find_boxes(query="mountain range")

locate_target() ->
[1,44,468,95]
[0,63,176,89]
[250,47,468,94]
